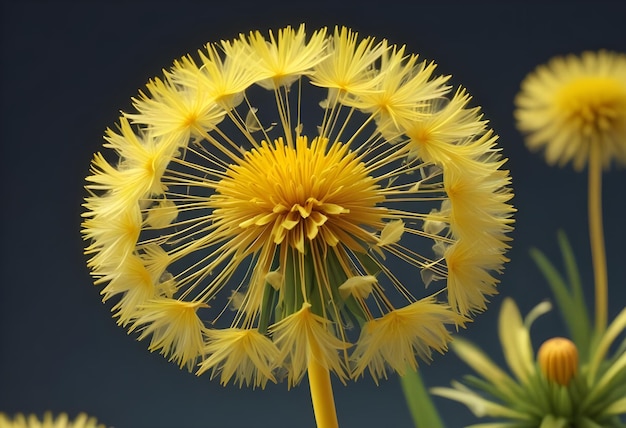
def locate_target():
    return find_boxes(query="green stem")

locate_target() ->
[588,146,608,334]
[400,367,444,428]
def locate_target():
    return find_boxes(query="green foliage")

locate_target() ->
[400,368,444,428]
[529,230,592,362]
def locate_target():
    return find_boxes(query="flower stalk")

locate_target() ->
[588,145,608,333]
[308,341,339,428]
[514,50,626,334]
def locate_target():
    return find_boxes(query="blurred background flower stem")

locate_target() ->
[588,144,608,333]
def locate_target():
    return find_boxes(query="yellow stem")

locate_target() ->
[588,145,607,333]
[307,342,339,428]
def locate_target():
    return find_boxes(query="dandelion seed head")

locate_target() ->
[82,24,514,387]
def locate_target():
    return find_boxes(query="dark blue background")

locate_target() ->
[1,1,625,427]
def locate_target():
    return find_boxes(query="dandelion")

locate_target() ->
[82,24,514,427]
[514,50,626,172]
[515,50,626,333]
[432,297,626,427]
[0,412,105,428]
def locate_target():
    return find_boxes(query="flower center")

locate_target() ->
[556,77,626,137]
[211,135,385,253]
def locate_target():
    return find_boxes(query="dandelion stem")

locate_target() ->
[308,340,339,428]
[588,145,607,333]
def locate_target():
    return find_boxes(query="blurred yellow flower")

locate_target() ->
[515,50,626,171]
[0,412,105,428]
[515,51,626,335]
[81,24,514,397]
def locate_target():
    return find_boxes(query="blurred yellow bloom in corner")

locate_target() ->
[81,24,515,390]
[0,412,105,428]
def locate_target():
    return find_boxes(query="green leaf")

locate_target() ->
[603,396,626,417]
[539,414,569,428]
[557,230,592,359]
[529,246,589,356]
[466,423,535,428]
[577,417,604,428]
[400,367,444,428]
[587,307,626,383]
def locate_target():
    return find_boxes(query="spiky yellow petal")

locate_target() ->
[127,75,226,139]
[444,240,503,315]
[129,298,208,371]
[169,42,264,110]
[236,24,328,89]
[270,303,350,386]
[444,155,513,246]
[102,116,180,195]
[82,202,142,272]
[351,298,465,383]
[346,45,450,130]
[403,87,488,161]
[198,328,280,388]
[310,26,385,96]
[95,254,156,325]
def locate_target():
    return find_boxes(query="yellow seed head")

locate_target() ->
[537,337,579,386]
[81,24,515,387]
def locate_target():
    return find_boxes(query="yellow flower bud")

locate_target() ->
[537,337,579,386]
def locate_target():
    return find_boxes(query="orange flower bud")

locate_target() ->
[537,337,579,386]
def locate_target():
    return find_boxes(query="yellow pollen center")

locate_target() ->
[410,127,431,145]
[211,135,384,253]
[556,77,626,136]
